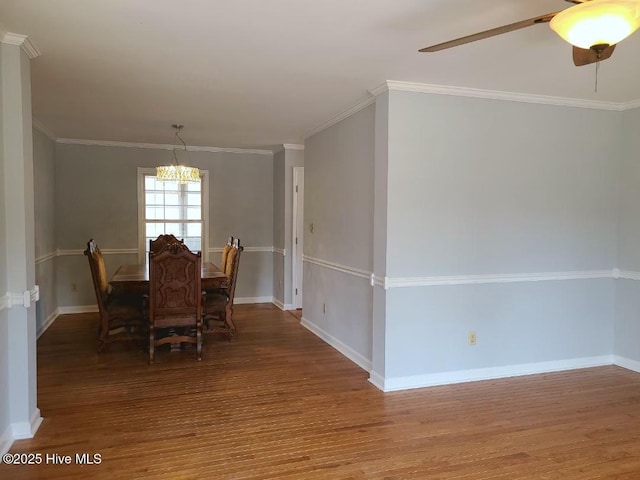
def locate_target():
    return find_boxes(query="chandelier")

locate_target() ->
[156,124,200,184]
[550,0,640,52]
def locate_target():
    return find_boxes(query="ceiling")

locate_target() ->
[1,0,640,150]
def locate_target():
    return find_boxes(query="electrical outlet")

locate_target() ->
[468,331,477,346]
[310,223,315,233]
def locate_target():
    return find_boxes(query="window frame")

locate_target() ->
[137,167,209,263]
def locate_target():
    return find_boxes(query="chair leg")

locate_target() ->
[149,325,155,364]
[225,304,236,340]
[97,316,108,352]
[196,321,202,361]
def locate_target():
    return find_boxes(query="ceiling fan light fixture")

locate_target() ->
[550,0,640,50]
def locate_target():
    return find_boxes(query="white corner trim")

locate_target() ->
[274,247,286,256]
[1,31,41,59]
[56,137,273,156]
[11,409,43,440]
[272,298,294,311]
[375,355,613,392]
[32,118,57,141]
[300,316,372,372]
[614,355,640,373]
[283,144,304,150]
[368,371,385,391]
[303,255,371,280]
[371,274,389,290]
[369,80,627,111]
[304,95,376,140]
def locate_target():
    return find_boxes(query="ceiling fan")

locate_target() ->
[419,0,640,66]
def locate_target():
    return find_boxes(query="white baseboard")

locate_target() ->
[0,424,12,456]
[234,296,273,305]
[368,371,385,391]
[614,355,640,373]
[300,316,372,372]
[37,309,59,339]
[11,408,43,440]
[58,305,99,314]
[272,299,294,311]
[375,355,614,392]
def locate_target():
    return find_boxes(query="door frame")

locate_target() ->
[292,167,304,309]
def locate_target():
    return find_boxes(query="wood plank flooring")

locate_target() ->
[3,304,640,479]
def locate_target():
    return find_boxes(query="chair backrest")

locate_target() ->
[84,239,110,312]
[149,234,184,254]
[149,243,202,322]
[224,239,243,306]
[220,236,234,272]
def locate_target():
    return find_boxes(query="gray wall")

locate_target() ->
[303,104,375,365]
[615,108,640,363]
[33,127,57,333]
[382,91,620,381]
[54,143,274,307]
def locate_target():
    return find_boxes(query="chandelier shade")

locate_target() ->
[550,0,640,50]
[156,164,201,183]
[156,124,200,184]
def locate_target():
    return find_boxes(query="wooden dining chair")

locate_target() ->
[149,233,184,254]
[203,238,243,340]
[148,243,203,362]
[84,239,144,352]
[220,236,234,272]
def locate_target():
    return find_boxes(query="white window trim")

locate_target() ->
[137,167,209,263]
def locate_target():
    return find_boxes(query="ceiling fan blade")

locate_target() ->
[419,12,559,52]
[572,44,616,66]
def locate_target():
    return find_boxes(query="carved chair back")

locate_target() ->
[149,234,184,255]
[149,244,202,322]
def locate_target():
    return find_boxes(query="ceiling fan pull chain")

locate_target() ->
[594,60,599,93]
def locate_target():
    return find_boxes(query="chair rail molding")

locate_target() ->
[1,287,40,310]
[303,255,371,280]
[208,246,275,254]
[304,256,640,289]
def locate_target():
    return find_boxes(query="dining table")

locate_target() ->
[110,261,229,295]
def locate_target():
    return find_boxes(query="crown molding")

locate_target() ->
[0,31,41,59]
[56,138,273,156]
[370,80,628,111]
[32,118,57,142]
[304,95,376,140]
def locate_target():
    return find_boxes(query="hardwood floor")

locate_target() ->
[3,304,640,479]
